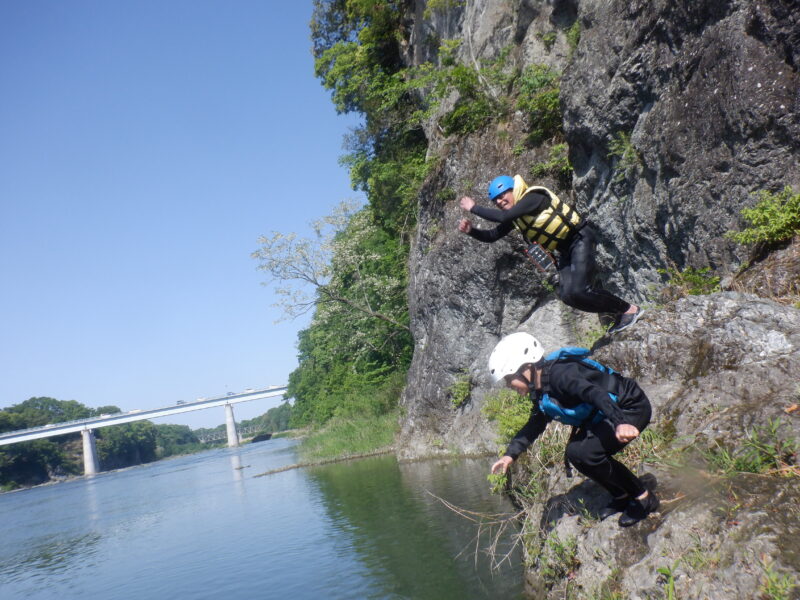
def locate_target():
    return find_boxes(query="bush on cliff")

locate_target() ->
[727,186,800,246]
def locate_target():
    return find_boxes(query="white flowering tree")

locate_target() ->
[253,201,412,423]
[252,200,409,335]
[253,201,411,425]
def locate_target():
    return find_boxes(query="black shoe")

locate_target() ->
[619,492,659,527]
[608,308,644,334]
[599,496,629,520]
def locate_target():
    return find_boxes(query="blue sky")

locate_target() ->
[0,1,363,428]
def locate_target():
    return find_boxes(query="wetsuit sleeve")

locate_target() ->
[553,362,628,427]
[504,405,550,459]
[466,221,514,242]
[470,192,548,224]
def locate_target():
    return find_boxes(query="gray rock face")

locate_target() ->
[562,0,800,295]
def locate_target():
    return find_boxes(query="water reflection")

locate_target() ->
[398,458,522,574]
[83,477,100,524]
[305,455,523,600]
[0,531,102,582]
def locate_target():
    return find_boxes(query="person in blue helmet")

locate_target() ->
[458,175,642,334]
[487,332,659,527]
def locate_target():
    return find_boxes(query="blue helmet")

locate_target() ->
[488,175,514,200]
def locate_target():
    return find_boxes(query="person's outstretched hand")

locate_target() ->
[458,218,472,233]
[459,196,476,211]
[491,455,513,474]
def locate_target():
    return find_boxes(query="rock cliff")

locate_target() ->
[396,0,800,596]
[399,0,799,459]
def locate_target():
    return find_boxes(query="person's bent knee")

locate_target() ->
[566,441,608,469]
[565,442,591,468]
[558,288,580,308]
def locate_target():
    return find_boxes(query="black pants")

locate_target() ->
[557,225,630,314]
[564,393,652,499]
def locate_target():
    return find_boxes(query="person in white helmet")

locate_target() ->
[487,332,658,527]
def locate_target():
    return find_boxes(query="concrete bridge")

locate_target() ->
[0,386,287,475]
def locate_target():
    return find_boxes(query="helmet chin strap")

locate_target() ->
[525,360,545,392]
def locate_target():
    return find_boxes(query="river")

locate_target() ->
[0,438,524,599]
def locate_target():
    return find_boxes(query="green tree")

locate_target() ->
[0,439,78,490]
[269,1,423,431]
[5,397,92,426]
[96,421,158,470]
[154,424,201,457]
[241,402,293,433]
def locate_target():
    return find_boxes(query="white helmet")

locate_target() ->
[488,332,544,384]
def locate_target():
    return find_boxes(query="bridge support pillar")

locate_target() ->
[225,403,239,447]
[81,428,100,475]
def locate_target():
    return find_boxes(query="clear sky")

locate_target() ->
[0,1,363,428]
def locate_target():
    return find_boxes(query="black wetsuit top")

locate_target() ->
[505,360,650,459]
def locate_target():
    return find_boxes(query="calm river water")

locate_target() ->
[0,438,524,599]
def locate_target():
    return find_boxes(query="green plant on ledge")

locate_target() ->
[482,388,531,447]
[537,530,579,586]
[487,471,507,494]
[759,554,799,600]
[608,131,642,183]
[517,64,562,144]
[566,20,581,58]
[656,560,680,600]
[530,143,573,188]
[659,266,721,296]
[449,369,473,408]
[726,186,800,246]
[423,0,465,20]
[706,418,798,476]
[539,31,557,52]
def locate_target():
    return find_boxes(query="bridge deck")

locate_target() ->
[0,386,288,446]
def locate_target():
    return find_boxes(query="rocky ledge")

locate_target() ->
[508,291,799,599]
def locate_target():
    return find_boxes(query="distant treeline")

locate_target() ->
[0,397,293,491]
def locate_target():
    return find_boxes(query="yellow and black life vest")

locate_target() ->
[511,175,582,251]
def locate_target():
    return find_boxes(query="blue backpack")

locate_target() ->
[538,347,619,427]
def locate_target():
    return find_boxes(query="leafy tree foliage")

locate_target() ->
[253,1,426,431]
[257,203,412,427]
[2,397,93,429]
[96,421,158,470]
[241,402,293,434]
[0,439,79,490]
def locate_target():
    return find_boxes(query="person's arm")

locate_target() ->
[471,192,548,224]
[458,197,514,243]
[491,407,549,473]
[467,221,514,242]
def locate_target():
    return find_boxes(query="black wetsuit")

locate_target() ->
[467,193,630,315]
[504,360,651,499]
